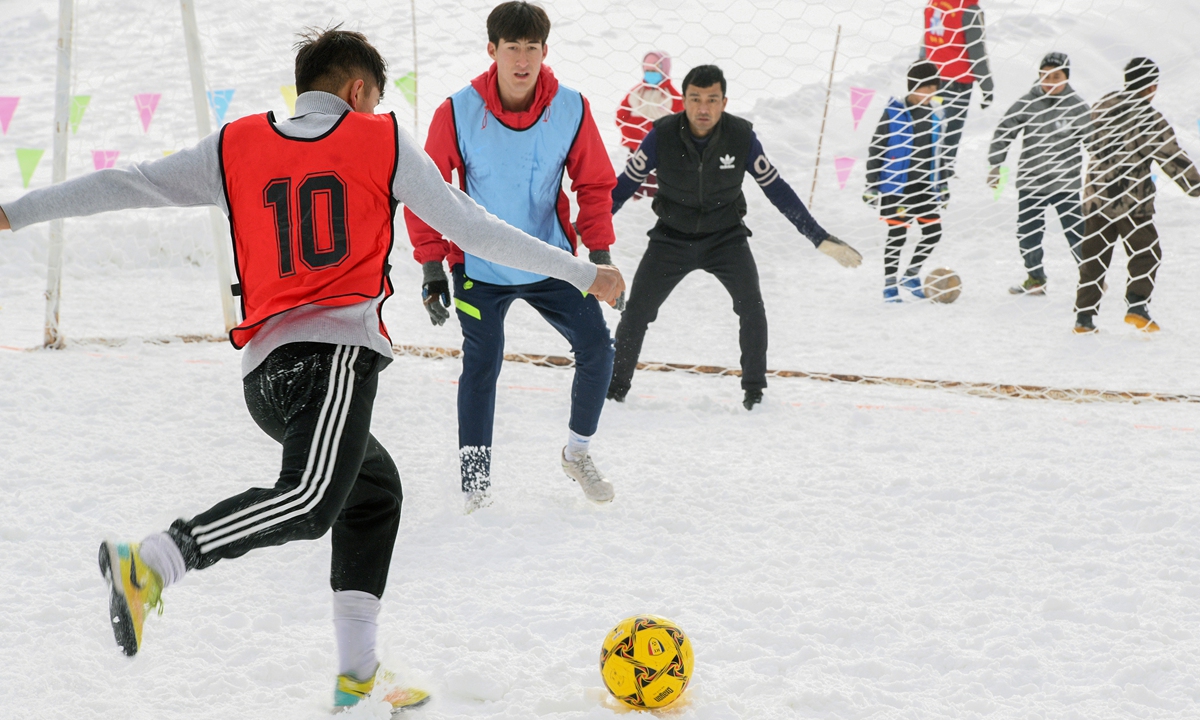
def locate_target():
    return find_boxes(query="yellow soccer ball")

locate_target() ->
[599,615,693,709]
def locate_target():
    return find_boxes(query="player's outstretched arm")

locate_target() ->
[0,205,9,231]
[748,134,860,268]
[393,126,625,304]
[0,135,224,232]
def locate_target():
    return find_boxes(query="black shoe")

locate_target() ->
[1073,312,1097,334]
[606,385,627,402]
[743,389,763,410]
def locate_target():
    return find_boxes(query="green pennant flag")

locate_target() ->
[16,148,45,188]
[992,165,1010,201]
[70,95,91,134]
[394,72,417,107]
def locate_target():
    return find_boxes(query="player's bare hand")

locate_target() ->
[0,206,10,231]
[817,236,862,269]
[588,265,626,307]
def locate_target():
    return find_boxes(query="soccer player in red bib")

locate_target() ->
[0,28,623,712]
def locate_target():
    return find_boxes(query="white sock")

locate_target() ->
[564,430,592,462]
[333,590,380,681]
[139,532,186,588]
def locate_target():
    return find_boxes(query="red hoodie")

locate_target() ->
[404,64,617,268]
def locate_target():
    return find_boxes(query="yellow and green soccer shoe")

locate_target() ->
[333,667,430,714]
[98,540,163,656]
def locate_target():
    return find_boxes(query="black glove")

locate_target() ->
[421,261,450,326]
[588,250,625,312]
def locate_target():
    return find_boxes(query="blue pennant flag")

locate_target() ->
[207,89,235,125]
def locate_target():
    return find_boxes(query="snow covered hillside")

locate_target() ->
[2,1,1200,719]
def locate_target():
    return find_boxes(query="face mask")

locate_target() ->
[644,71,664,85]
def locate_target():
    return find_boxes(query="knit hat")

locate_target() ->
[1124,57,1159,93]
[643,51,671,76]
[906,60,941,92]
[1039,51,1070,78]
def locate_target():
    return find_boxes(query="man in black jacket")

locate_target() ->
[606,65,861,410]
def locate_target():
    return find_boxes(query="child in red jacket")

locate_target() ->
[616,51,683,198]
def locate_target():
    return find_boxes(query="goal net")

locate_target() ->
[2,0,1198,398]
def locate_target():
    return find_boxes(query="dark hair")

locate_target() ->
[1039,51,1070,79]
[1124,57,1159,93]
[682,65,726,96]
[487,2,551,45]
[294,26,388,97]
[906,60,941,92]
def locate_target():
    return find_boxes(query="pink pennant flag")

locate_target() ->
[0,97,18,135]
[134,93,161,133]
[834,157,856,190]
[849,87,875,130]
[92,150,120,171]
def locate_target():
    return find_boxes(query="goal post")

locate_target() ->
[43,0,75,349]
[179,0,237,334]
[42,0,237,348]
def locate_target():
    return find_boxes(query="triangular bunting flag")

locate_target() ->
[849,87,875,130]
[207,89,235,125]
[395,72,417,107]
[92,150,120,170]
[833,157,856,189]
[134,93,161,132]
[16,148,44,188]
[0,97,18,135]
[70,95,91,134]
[163,150,175,157]
[281,85,297,116]
[992,166,1010,200]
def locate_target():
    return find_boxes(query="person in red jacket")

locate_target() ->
[404,2,621,512]
[923,0,994,176]
[616,51,684,199]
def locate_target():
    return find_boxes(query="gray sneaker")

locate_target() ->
[561,449,615,504]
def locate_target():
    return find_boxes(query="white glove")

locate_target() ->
[817,236,863,268]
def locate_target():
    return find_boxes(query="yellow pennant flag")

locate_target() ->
[281,85,297,116]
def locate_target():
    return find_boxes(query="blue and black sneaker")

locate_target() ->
[883,286,901,303]
[900,275,926,299]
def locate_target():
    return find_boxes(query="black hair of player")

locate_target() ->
[682,65,727,96]
[294,26,388,98]
[487,2,551,45]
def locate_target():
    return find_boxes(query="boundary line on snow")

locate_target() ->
[14,335,1200,405]
[391,344,1200,406]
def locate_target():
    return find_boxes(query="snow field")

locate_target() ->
[2,342,1200,718]
[3,0,1200,717]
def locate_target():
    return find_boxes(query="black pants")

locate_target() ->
[940,81,974,171]
[168,343,402,598]
[1017,190,1084,279]
[611,223,767,394]
[1074,215,1161,317]
[881,192,942,279]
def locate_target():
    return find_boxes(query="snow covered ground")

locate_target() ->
[2,0,1200,718]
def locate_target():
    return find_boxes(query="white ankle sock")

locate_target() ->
[564,430,592,462]
[139,532,186,588]
[333,590,380,681]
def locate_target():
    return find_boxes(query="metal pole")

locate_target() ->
[43,0,75,348]
[410,0,419,139]
[180,0,238,333]
[808,24,842,210]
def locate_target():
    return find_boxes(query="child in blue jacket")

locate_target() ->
[864,61,948,302]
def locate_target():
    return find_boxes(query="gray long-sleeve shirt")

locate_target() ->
[1,92,597,375]
[988,84,1090,195]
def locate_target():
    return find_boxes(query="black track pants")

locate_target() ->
[168,343,402,598]
[611,224,767,394]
